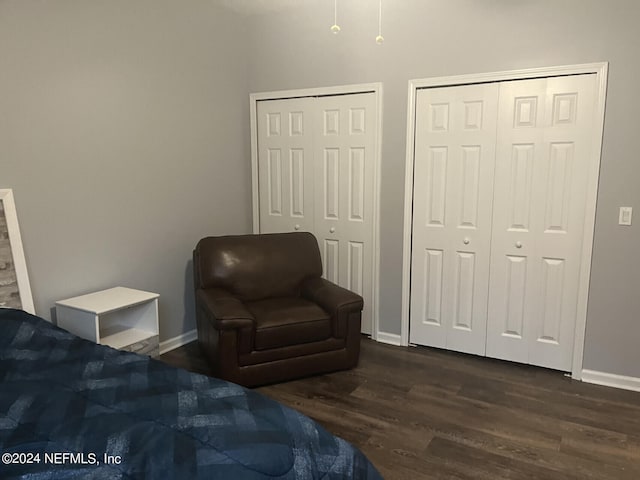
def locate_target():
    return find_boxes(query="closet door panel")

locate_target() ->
[313,93,377,335]
[529,74,597,370]
[257,98,315,234]
[486,78,546,363]
[486,75,597,371]
[410,83,499,354]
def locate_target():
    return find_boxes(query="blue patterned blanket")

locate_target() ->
[0,309,381,479]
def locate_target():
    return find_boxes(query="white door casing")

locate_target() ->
[486,75,597,371]
[410,83,499,355]
[251,85,382,337]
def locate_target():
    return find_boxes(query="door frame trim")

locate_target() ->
[249,83,383,339]
[400,63,608,379]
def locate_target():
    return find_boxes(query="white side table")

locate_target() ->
[56,287,160,357]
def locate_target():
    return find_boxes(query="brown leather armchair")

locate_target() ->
[193,232,364,387]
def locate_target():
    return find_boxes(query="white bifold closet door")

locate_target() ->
[313,93,377,332]
[258,97,315,235]
[486,75,596,371]
[257,93,377,335]
[410,83,499,355]
[410,74,597,371]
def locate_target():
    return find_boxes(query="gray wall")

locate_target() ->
[0,0,252,341]
[245,0,640,377]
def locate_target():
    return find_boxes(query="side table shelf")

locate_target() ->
[56,287,160,357]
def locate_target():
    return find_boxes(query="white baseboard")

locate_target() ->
[375,331,402,346]
[581,369,640,393]
[159,329,197,355]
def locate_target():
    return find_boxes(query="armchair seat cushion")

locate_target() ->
[246,297,331,351]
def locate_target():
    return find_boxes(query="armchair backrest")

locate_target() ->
[194,232,323,301]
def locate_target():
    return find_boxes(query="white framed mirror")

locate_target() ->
[0,189,34,314]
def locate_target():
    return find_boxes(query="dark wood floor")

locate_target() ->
[160,338,640,480]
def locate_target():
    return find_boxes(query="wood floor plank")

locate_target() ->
[160,337,640,479]
[426,436,565,480]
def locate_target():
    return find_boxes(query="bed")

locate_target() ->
[0,308,382,479]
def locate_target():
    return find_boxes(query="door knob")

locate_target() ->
[463,238,470,245]
[515,241,523,248]
[329,227,336,233]
[294,224,300,230]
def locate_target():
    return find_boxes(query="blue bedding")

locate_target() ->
[0,309,381,479]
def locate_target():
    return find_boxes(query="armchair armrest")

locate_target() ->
[196,288,255,330]
[301,277,363,315]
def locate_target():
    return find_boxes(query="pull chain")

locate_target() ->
[331,0,341,34]
[376,0,384,44]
